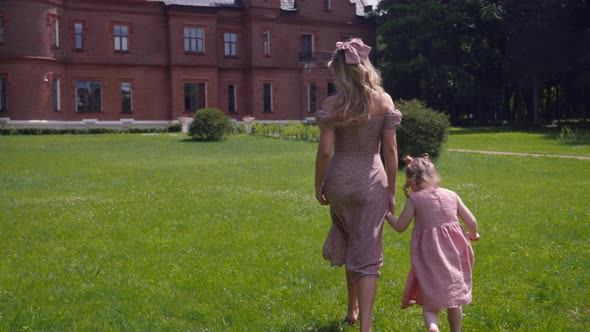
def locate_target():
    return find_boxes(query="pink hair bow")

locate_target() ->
[335,38,371,64]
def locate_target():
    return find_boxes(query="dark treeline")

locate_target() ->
[375,0,590,125]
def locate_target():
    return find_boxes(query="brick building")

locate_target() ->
[0,0,376,127]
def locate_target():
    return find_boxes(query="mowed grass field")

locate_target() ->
[0,131,588,331]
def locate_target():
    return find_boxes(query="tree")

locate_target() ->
[376,0,504,124]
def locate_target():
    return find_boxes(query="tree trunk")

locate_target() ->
[532,76,540,124]
[544,83,553,122]
[514,88,525,121]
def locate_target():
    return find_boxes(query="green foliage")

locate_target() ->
[375,0,590,124]
[376,0,503,123]
[557,125,590,145]
[0,125,180,136]
[251,122,320,142]
[188,108,232,141]
[558,126,578,144]
[248,103,451,168]
[397,99,450,164]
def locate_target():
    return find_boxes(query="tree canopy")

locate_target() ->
[375,0,590,125]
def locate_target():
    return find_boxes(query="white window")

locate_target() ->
[224,32,237,56]
[75,22,83,50]
[114,24,129,51]
[52,17,60,48]
[121,82,132,113]
[263,31,270,56]
[184,27,205,53]
[53,78,61,112]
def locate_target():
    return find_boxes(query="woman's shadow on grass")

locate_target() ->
[283,319,352,332]
[179,137,223,143]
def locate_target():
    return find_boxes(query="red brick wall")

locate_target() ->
[0,0,375,124]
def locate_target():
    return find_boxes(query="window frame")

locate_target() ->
[300,33,314,60]
[223,32,238,57]
[121,81,133,114]
[112,23,130,53]
[0,76,7,112]
[75,80,102,113]
[53,75,62,112]
[263,30,271,56]
[49,14,60,49]
[227,84,237,114]
[184,82,207,113]
[263,82,272,113]
[308,82,317,113]
[0,15,5,44]
[73,20,85,51]
[184,26,205,54]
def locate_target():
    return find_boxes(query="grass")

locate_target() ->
[0,132,589,331]
[446,127,590,157]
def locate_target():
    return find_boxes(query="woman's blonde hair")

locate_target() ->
[326,49,384,127]
[404,154,441,189]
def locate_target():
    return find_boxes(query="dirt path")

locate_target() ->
[447,148,590,160]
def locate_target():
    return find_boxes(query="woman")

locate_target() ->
[315,38,402,332]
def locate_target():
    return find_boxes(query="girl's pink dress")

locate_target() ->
[402,187,474,311]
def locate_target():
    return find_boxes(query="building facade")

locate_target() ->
[0,0,375,127]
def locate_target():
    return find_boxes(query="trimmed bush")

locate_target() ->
[188,108,232,141]
[396,99,450,165]
[246,99,450,168]
[0,125,180,136]
[251,122,320,142]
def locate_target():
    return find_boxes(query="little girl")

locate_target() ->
[386,154,480,332]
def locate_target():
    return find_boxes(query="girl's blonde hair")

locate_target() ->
[404,154,441,189]
[326,49,384,127]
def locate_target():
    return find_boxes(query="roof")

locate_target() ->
[149,0,241,8]
[353,0,379,16]
[150,0,379,14]
[280,0,378,16]
[279,0,296,11]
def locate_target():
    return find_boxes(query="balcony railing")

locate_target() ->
[298,51,333,63]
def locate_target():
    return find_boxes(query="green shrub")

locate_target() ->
[251,122,320,142]
[396,99,450,165]
[188,108,232,141]
[0,125,180,136]
[246,100,450,168]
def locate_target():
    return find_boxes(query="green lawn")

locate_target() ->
[446,127,590,156]
[0,132,588,331]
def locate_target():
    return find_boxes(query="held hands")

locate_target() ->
[385,212,397,225]
[389,191,396,214]
[467,232,481,241]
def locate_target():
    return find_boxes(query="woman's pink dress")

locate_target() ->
[402,187,474,311]
[318,109,402,279]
